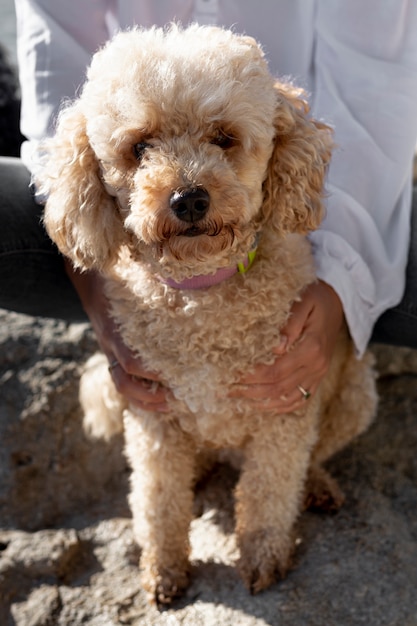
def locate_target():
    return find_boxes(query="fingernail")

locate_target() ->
[274,335,288,353]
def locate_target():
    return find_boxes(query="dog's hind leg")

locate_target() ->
[313,349,377,465]
[235,410,318,594]
[306,348,377,512]
[124,412,196,605]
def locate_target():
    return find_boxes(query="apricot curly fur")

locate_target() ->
[39,25,378,604]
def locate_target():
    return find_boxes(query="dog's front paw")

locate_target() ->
[141,562,190,605]
[238,558,278,595]
[237,529,292,594]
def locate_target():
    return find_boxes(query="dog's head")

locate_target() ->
[39,25,332,278]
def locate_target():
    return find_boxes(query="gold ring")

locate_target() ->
[297,385,311,400]
[108,359,119,373]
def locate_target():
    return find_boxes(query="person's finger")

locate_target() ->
[278,293,314,350]
[109,363,170,411]
[231,385,314,414]
[230,375,316,408]
[116,350,162,382]
[238,360,283,385]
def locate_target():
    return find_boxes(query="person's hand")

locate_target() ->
[229,281,344,413]
[65,260,170,412]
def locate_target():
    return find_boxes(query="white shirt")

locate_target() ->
[14,0,417,355]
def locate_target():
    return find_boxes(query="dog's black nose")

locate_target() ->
[169,188,210,223]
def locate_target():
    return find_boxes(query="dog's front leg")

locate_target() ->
[123,412,196,605]
[235,411,318,594]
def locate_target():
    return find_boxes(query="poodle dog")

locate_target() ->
[38,25,377,604]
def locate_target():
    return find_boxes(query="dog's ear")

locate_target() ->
[39,103,125,271]
[261,82,333,236]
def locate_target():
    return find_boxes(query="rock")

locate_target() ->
[371,342,417,377]
[10,585,62,626]
[1,309,417,625]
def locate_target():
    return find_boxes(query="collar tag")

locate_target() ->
[237,248,257,274]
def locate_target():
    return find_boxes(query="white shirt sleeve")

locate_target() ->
[309,1,417,355]
[15,0,115,172]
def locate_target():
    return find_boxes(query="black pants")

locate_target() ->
[0,156,416,348]
[0,157,87,321]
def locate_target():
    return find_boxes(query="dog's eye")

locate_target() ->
[210,130,236,150]
[133,141,151,161]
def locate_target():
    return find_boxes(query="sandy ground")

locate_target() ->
[1,310,417,626]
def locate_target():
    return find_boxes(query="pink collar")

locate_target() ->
[162,248,257,290]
